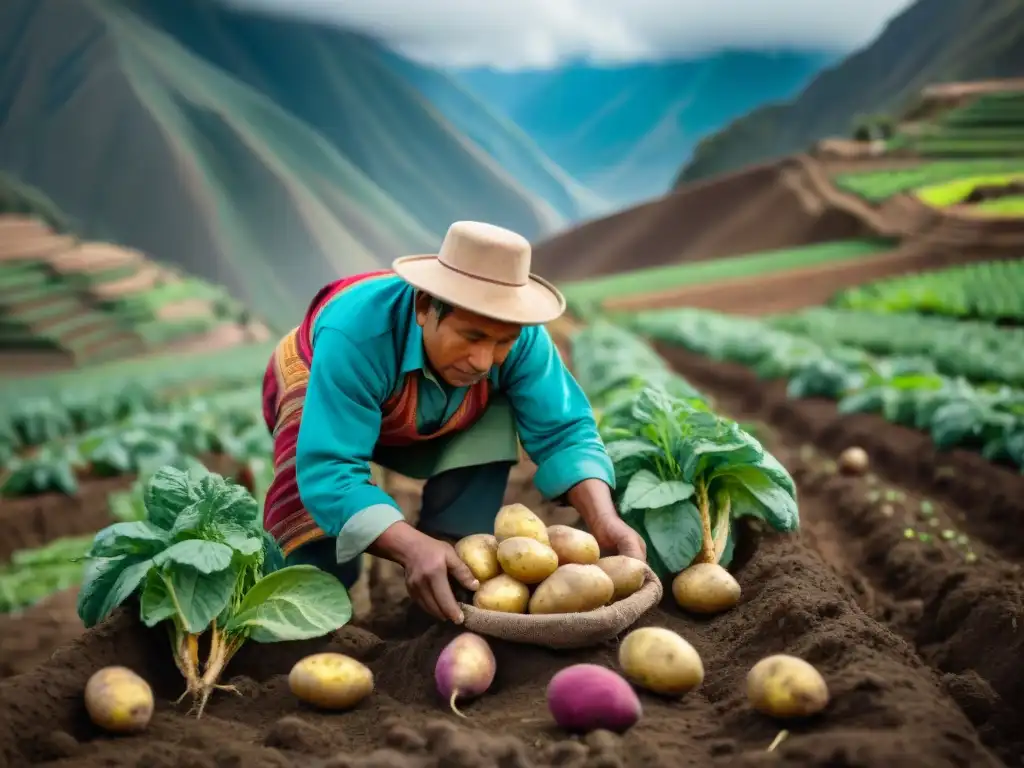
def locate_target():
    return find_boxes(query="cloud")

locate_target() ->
[221,0,917,69]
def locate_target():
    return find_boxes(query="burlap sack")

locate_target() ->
[460,565,663,649]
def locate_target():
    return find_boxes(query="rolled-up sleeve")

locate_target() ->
[295,328,405,564]
[502,326,614,499]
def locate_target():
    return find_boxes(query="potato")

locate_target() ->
[455,534,501,582]
[596,556,646,601]
[747,654,829,719]
[288,653,374,710]
[547,664,641,733]
[838,446,869,475]
[618,627,703,696]
[84,666,154,734]
[472,574,530,613]
[671,563,741,614]
[547,525,600,565]
[494,503,550,545]
[529,564,615,614]
[497,537,559,585]
[435,632,496,717]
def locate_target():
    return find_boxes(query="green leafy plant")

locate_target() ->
[77,464,351,717]
[599,387,799,578]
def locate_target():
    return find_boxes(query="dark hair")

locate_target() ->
[429,295,454,322]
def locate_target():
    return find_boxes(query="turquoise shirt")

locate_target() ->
[294,275,614,563]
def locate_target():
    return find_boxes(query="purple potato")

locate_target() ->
[434,633,496,717]
[547,664,642,733]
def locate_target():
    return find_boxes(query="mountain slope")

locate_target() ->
[676,0,1024,184]
[458,52,831,204]
[0,0,577,330]
[379,52,610,221]
[119,0,570,237]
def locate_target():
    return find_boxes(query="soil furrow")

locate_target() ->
[656,343,1024,764]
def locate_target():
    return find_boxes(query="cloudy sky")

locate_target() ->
[223,0,917,69]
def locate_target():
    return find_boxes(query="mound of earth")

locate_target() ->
[531,160,875,283]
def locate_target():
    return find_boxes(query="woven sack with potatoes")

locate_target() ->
[455,504,663,650]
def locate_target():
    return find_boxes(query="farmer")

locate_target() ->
[262,221,646,624]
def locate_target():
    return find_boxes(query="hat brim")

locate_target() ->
[391,254,566,325]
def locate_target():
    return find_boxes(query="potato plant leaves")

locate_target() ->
[76,464,352,715]
[573,323,799,578]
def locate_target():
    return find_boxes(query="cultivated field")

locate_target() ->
[2,79,1024,768]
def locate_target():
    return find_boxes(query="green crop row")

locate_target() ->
[833,160,1024,202]
[767,308,1024,387]
[832,259,1024,323]
[622,309,1024,470]
[561,238,895,313]
[0,386,271,497]
[914,173,1024,207]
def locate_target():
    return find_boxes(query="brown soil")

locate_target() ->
[532,160,875,283]
[655,344,1024,764]
[3,401,1023,767]
[0,589,84,678]
[602,241,1022,314]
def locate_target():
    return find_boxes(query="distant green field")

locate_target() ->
[915,173,1024,207]
[975,195,1024,215]
[0,340,276,401]
[560,238,896,310]
[833,160,1024,202]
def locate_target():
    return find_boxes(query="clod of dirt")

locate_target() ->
[838,446,870,475]
[539,739,588,766]
[263,715,333,755]
[384,723,428,752]
[35,730,81,761]
[943,671,1000,726]
[135,743,216,768]
[583,729,621,753]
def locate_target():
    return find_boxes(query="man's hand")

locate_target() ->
[567,478,647,562]
[371,522,479,623]
[591,516,647,561]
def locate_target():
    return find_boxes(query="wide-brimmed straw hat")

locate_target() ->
[392,221,566,325]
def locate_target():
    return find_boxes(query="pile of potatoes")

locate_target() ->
[458,504,648,615]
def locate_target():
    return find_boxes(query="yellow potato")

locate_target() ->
[472,574,530,613]
[618,627,704,696]
[671,563,741,614]
[747,654,829,719]
[838,446,869,475]
[547,525,600,565]
[497,537,559,584]
[288,653,374,710]
[455,534,501,582]
[528,564,615,614]
[596,556,646,601]
[494,503,550,545]
[84,666,154,734]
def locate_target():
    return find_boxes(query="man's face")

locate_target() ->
[416,294,522,387]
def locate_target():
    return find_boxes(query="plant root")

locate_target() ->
[695,481,717,564]
[449,689,468,719]
[173,622,245,718]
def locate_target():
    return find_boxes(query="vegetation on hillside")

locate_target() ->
[675,0,1024,184]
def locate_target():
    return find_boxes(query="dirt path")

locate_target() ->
[657,344,1024,765]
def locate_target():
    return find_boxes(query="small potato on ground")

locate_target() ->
[596,556,646,601]
[84,666,154,734]
[497,537,559,585]
[838,446,869,475]
[472,574,530,613]
[494,503,550,545]
[455,534,501,582]
[672,563,741,614]
[289,653,374,710]
[618,627,703,696]
[529,564,614,615]
[747,654,829,719]
[547,664,641,733]
[547,525,600,565]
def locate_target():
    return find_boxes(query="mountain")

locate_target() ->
[0,0,586,331]
[676,0,1024,184]
[456,51,832,204]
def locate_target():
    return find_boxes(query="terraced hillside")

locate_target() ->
[0,215,269,375]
